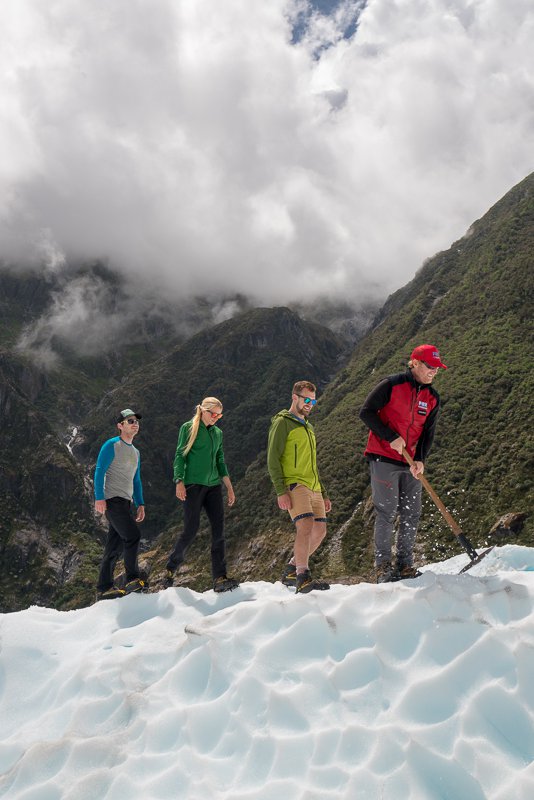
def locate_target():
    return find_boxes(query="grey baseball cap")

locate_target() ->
[116,408,142,423]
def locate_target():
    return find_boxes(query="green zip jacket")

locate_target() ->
[267,410,326,496]
[173,420,229,486]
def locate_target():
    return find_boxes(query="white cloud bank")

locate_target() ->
[1,0,533,304]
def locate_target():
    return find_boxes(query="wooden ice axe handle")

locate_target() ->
[401,447,463,537]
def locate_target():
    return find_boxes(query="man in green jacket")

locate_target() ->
[267,380,331,593]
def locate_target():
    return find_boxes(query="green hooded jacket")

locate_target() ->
[267,410,326,496]
[173,420,229,486]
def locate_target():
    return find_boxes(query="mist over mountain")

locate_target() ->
[1,263,247,365]
[2,261,374,376]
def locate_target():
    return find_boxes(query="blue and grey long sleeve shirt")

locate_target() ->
[94,436,144,506]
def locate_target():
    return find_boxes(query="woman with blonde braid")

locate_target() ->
[164,398,239,592]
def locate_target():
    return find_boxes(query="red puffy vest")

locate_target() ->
[364,377,439,462]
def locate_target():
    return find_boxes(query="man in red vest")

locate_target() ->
[359,344,448,583]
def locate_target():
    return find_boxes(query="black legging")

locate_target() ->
[97,496,141,591]
[166,483,227,579]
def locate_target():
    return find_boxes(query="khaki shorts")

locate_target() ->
[287,483,327,523]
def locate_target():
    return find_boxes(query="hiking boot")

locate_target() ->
[310,577,330,591]
[163,569,175,588]
[376,561,393,584]
[124,577,148,594]
[97,586,126,600]
[281,563,297,587]
[213,576,239,593]
[295,570,330,594]
[397,565,422,580]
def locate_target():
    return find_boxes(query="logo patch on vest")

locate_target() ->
[417,400,428,416]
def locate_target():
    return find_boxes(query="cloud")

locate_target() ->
[14,271,156,364]
[13,262,255,365]
[14,267,253,365]
[1,0,533,305]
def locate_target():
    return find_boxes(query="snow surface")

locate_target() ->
[1,545,534,800]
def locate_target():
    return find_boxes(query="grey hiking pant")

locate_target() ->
[369,458,422,567]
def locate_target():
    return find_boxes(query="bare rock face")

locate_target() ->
[0,523,85,612]
[489,512,527,538]
[7,525,82,582]
[0,352,97,612]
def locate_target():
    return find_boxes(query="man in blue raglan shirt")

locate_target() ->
[94,408,147,599]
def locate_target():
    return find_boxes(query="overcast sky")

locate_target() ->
[2,0,534,306]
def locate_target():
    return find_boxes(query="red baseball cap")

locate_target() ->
[410,344,448,369]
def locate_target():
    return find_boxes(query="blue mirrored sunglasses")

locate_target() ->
[296,393,317,406]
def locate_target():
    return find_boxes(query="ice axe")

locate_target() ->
[401,447,494,573]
